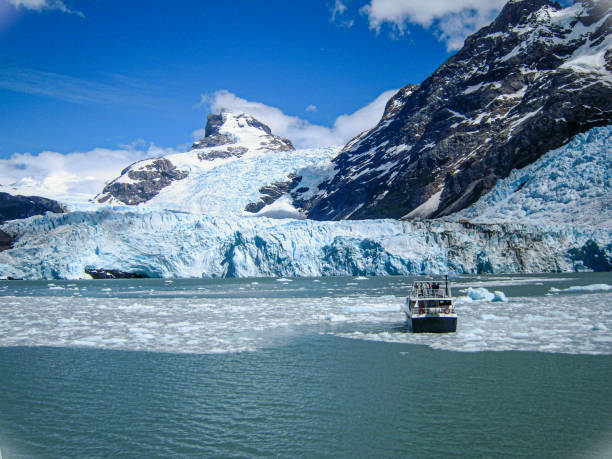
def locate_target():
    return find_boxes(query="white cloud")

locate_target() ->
[305,104,318,112]
[7,0,83,16]
[202,88,398,149]
[0,143,177,203]
[361,0,506,50]
[329,0,356,28]
[330,0,348,21]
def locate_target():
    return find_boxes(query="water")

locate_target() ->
[0,273,611,457]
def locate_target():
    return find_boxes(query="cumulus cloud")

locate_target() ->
[361,0,506,50]
[0,142,176,203]
[7,0,83,16]
[305,104,318,112]
[202,88,398,149]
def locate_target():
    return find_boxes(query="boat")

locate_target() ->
[403,276,457,333]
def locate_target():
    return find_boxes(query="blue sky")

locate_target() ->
[0,0,574,198]
[0,0,505,156]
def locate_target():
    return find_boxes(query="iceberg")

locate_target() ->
[461,287,507,302]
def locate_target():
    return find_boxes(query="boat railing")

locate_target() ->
[411,287,448,298]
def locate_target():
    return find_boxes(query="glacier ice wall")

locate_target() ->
[0,208,610,279]
[454,126,612,228]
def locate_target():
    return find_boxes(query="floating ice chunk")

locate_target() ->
[466,287,496,301]
[492,291,508,302]
[455,295,473,303]
[461,287,508,302]
[550,284,612,293]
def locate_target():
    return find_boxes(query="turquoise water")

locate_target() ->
[0,273,611,457]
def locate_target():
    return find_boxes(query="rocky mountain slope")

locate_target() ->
[0,192,65,223]
[276,0,612,220]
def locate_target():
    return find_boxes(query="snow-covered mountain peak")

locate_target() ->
[190,111,294,153]
[94,111,335,214]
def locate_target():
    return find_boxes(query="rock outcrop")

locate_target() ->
[97,159,189,205]
[0,192,65,223]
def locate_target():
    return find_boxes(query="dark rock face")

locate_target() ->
[0,229,13,252]
[0,192,65,223]
[198,146,249,161]
[245,174,303,213]
[85,268,150,279]
[191,114,238,149]
[298,0,612,220]
[97,159,189,205]
[568,239,612,271]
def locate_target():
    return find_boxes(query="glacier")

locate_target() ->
[0,207,610,279]
[453,125,612,228]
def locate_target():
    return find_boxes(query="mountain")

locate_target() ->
[274,0,611,220]
[0,192,65,253]
[95,111,337,217]
[0,192,65,223]
[1,207,609,279]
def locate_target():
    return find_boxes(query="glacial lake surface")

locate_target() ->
[0,273,611,457]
